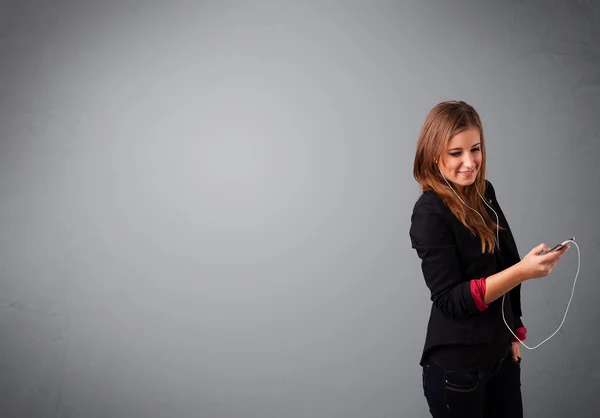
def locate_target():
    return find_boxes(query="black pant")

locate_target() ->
[421,355,523,418]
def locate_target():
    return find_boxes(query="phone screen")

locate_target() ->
[548,244,565,252]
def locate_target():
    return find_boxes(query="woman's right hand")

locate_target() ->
[518,243,570,280]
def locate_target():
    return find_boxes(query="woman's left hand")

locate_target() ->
[511,341,521,363]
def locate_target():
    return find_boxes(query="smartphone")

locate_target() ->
[542,237,575,255]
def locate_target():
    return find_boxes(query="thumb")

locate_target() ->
[531,243,550,255]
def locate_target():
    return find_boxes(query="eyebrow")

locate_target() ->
[448,143,481,151]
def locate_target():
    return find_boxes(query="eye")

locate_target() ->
[471,147,481,152]
[449,151,461,157]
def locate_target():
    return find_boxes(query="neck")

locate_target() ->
[454,183,469,198]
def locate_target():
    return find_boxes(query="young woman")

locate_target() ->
[409,101,569,417]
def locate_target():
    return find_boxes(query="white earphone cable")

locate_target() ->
[439,168,580,349]
[502,239,579,350]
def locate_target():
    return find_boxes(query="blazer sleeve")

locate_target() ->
[410,197,481,318]
[486,181,527,336]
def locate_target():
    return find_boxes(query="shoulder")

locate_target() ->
[483,179,501,202]
[484,179,496,195]
[411,190,446,215]
[410,191,455,246]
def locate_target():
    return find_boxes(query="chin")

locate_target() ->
[452,177,477,190]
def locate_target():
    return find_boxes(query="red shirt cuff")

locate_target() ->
[513,326,527,341]
[470,278,488,312]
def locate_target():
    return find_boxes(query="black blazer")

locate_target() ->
[409,180,524,362]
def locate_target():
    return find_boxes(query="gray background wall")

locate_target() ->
[0,0,598,417]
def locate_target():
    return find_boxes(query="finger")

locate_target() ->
[539,253,557,264]
[541,263,553,275]
[544,250,564,262]
[559,244,570,255]
[533,243,549,255]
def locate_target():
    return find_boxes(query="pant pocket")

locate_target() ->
[444,370,482,393]
[443,370,485,416]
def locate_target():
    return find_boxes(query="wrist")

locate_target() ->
[512,262,530,283]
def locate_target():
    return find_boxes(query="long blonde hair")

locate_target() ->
[413,100,501,253]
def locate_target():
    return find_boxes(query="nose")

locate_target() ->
[462,154,474,168]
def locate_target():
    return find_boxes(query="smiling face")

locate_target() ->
[438,127,483,193]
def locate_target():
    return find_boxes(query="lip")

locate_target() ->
[458,170,475,177]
